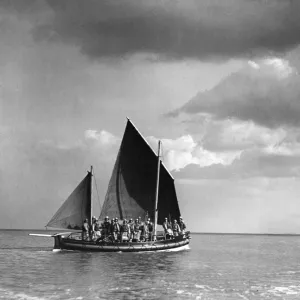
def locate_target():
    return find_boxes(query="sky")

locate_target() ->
[1,0,300,233]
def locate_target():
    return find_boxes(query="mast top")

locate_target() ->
[126,118,174,180]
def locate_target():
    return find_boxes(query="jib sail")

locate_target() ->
[46,172,92,230]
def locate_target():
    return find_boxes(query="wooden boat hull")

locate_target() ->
[53,233,191,252]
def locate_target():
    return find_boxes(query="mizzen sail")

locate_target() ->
[46,172,92,230]
[100,119,181,225]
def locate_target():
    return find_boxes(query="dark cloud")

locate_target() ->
[176,150,300,180]
[0,0,48,18]
[4,0,300,60]
[169,61,300,128]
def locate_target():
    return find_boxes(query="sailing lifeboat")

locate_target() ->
[30,119,191,252]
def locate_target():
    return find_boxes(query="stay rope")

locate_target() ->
[160,141,165,163]
[92,169,102,216]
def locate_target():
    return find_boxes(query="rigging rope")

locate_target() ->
[160,140,165,163]
[92,169,102,216]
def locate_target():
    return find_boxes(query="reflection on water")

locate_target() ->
[1,231,300,299]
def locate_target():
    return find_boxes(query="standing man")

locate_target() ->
[172,219,180,237]
[138,216,143,240]
[147,218,154,241]
[94,218,101,240]
[120,219,130,242]
[91,216,97,239]
[178,216,186,234]
[113,217,120,242]
[162,217,173,239]
[133,219,140,242]
[82,219,89,240]
[101,216,110,238]
[128,218,134,241]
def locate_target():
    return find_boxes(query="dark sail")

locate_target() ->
[100,120,181,225]
[46,172,91,230]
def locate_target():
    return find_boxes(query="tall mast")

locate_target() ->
[89,165,93,227]
[153,140,161,241]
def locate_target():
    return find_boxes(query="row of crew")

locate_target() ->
[82,216,187,242]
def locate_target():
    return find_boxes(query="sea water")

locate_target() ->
[1,230,300,299]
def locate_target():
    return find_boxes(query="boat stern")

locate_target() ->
[53,235,62,250]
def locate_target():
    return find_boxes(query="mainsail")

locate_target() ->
[46,172,92,230]
[100,119,181,225]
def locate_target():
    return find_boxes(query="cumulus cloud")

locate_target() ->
[248,57,296,78]
[202,119,287,152]
[83,129,240,172]
[39,122,300,179]
[263,143,300,156]
[36,129,120,159]
[3,0,300,61]
[84,129,119,147]
[177,150,300,180]
[38,139,84,150]
[169,57,300,128]
[170,114,300,179]
[147,135,240,171]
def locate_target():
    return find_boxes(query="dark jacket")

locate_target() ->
[172,222,180,232]
[110,221,114,233]
[121,223,130,233]
[179,221,186,231]
[102,221,111,230]
[113,222,120,232]
[94,221,100,231]
[147,222,153,233]
[133,223,140,232]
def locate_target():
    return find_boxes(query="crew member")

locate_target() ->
[82,219,89,240]
[110,218,114,236]
[128,218,134,241]
[178,216,186,234]
[133,219,140,242]
[91,216,97,239]
[112,217,120,241]
[101,216,111,237]
[172,219,180,237]
[162,217,173,239]
[94,218,101,240]
[120,219,130,242]
[147,218,154,241]
[140,221,148,242]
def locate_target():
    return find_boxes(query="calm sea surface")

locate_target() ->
[1,230,300,300]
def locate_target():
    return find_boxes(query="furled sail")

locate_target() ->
[46,172,91,230]
[100,119,181,225]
